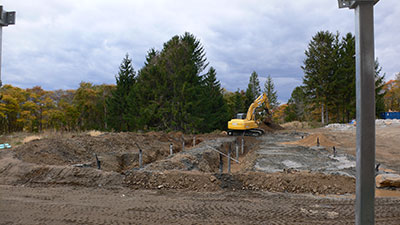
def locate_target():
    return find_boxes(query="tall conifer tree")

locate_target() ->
[136,33,208,133]
[263,75,279,110]
[302,31,337,124]
[245,71,261,109]
[107,54,136,131]
[200,67,229,132]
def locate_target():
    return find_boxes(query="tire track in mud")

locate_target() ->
[1,185,400,225]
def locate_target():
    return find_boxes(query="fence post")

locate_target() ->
[139,148,143,168]
[241,136,244,154]
[182,135,185,152]
[94,153,101,170]
[227,145,231,174]
[219,153,223,174]
[135,143,143,169]
[235,139,239,160]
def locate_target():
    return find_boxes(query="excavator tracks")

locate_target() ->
[228,128,265,137]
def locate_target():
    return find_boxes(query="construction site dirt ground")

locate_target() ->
[1,123,400,224]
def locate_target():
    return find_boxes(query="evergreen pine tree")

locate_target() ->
[245,71,261,108]
[233,89,246,115]
[136,33,208,133]
[107,54,136,131]
[375,59,386,117]
[302,31,337,124]
[263,75,279,110]
[200,67,229,132]
[335,33,356,122]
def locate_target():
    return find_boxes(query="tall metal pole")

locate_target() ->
[338,1,378,224]
[0,6,16,87]
[355,2,376,224]
[0,26,3,87]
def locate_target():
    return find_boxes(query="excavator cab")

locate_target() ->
[236,113,246,119]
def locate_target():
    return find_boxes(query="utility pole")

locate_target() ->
[338,1,379,224]
[0,6,16,87]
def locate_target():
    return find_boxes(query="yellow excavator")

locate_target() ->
[227,93,270,136]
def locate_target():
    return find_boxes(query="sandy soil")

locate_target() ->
[310,124,400,173]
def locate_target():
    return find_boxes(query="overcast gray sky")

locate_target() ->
[1,0,399,102]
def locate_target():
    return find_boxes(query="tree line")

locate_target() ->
[0,32,279,134]
[284,31,388,124]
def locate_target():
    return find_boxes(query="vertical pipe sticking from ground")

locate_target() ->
[241,137,244,154]
[182,135,185,152]
[219,153,223,174]
[235,140,239,160]
[94,153,101,170]
[139,148,143,168]
[227,145,231,174]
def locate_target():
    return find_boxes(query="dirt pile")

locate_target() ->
[376,174,400,188]
[282,133,338,148]
[0,151,123,186]
[259,121,284,133]
[144,138,236,172]
[124,170,355,194]
[12,132,206,172]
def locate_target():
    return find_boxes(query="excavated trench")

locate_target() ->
[0,131,362,194]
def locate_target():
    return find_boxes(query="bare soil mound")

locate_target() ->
[124,170,355,194]
[259,121,284,133]
[0,151,123,187]
[282,133,338,148]
[13,132,205,172]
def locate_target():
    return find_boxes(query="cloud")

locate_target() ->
[0,0,398,102]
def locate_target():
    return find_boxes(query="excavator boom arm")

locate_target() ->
[245,93,270,121]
